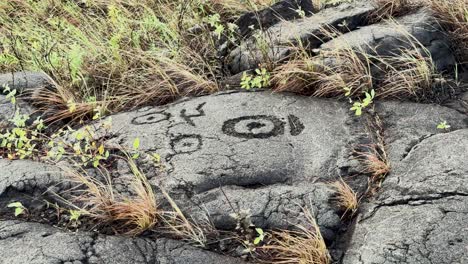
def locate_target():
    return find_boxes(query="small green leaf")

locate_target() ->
[7,202,23,208]
[133,137,140,150]
[255,228,264,235]
[253,237,261,245]
[14,207,24,216]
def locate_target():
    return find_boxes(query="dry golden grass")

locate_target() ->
[355,143,391,181]
[259,210,331,264]
[272,42,373,97]
[371,0,421,22]
[330,179,359,216]
[378,48,437,99]
[159,188,213,247]
[68,159,160,236]
[426,0,468,62]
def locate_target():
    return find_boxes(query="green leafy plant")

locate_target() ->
[437,121,451,130]
[69,209,82,224]
[254,228,266,245]
[241,68,271,90]
[350,89,375,116]
[7,202,27,217]
[3,84,16,104]
[132,137,141,159]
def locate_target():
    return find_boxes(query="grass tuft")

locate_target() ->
[330,179,359,217]
[68,159,159,236]
[272,42,373,97]
[427,0,468,64]
[259,210,331,264]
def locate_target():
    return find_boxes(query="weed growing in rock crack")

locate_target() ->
[0,86,46,159]
[241,68,271,90]
[68,159,160,236]
[69,209,82,227]
[350,89,375,116]
[7,202,28,217]
[437,121,451,130]
[258,209,331,264]
[330,179,359,217]
[272,42,373,97]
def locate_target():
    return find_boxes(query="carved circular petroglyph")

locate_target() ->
[222,115,285,139]
[132,112,169,125]
[172,135,203,154]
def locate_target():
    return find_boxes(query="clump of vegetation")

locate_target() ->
[0,0,279,123]
[68,159,160,235]
[259,210,331,264]
[272,44,373,98]
[330,179,359,217]
[378,47,438,99]
[371,0,421,22]
[241,68,271,90]
[7,201,28,217]
[437,121,451,130]
[427,0,468,63]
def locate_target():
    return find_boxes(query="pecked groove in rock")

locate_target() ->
[87,91,370,239]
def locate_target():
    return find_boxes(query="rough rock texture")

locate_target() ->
[227,3,456,77]
[234,0,315,37]
[321,8,456,73]
[0,71,51,94]
[0,159,64,196]
[342,129,468,263]
[374,101,468,164]
[228,1,376,73]
[0,71,52,127]
[0,220,245,264]
[1,90,468,262]
[99,91,369,240]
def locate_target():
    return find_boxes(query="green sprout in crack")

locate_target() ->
[7,202,27,217]
[253,228,266,245]
[437,121,451,130]
[350,89,375,116]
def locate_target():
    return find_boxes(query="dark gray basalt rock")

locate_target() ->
[374,101,468,164]
[0,71,52,127]
[97,91,369,240]
[342,129,468,264]
[0,220,245,264]
[0,71,51,95]
[227,1,377,73]
[0,159,65,198]
[321,8,456,73]
[235,0,315,37]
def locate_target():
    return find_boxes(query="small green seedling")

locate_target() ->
[69,209,82,222]
[437,121,451,130]
[7,202,26,216]
[3,85,17,105]
[350,89,375,116]
[132,137,140,159]
[241,68,271,90]
[253,228,265,245]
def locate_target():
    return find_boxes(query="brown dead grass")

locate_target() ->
[272,44,373,97]
[330,179,359,217]
[259,210,331,264]
[69,163,159,236]
[427,0,468,63]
